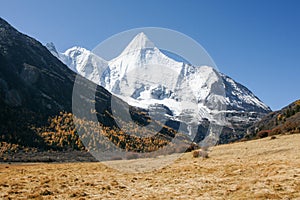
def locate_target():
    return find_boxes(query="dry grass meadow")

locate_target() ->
[1,134,300,199]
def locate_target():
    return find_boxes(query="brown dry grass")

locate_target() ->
[0,134,300,199]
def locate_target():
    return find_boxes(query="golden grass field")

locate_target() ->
[1,134,300,199]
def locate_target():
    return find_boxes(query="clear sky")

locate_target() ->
[1,0,299,110]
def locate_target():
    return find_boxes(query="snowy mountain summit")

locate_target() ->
[122,32,155,52]
[47,32,271,143]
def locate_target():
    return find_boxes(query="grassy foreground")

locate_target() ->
[1,134,300,199]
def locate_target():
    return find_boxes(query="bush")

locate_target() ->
[192,150,199,158]
[257,130,270,138]
[270,127,282,136]
[270,136,276,140]
[192,149,208,158]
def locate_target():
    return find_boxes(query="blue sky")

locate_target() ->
[1,0,299,110]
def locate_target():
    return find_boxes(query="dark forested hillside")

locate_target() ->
[245,100,300,139]
[0,17,76,150]
[0,18,193,161]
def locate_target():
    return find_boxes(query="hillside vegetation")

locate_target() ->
[0,111,194,162]
[245,100,300,139]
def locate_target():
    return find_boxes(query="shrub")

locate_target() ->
[270,127,282,136]
[283,122,296,132]
[192,149,208,158]
[270,136,276,140]
[192,150,199,158]
[257,130,270,138]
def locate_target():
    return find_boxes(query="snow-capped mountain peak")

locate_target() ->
[64,46,91,58]
[46,43,107,85]
[107,33,186,95]
[46,32,271,142]
[121,32,155,55]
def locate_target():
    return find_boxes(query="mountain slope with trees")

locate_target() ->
[0,18,194,161]
[245,99,300,139]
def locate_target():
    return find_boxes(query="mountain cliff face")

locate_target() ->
[48,32,271,143]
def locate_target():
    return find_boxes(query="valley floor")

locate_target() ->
[0,134,300,199]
